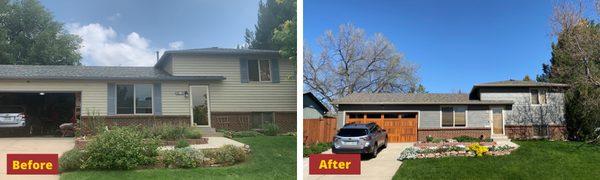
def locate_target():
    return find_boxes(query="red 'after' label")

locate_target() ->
[309,154,361,175]
[6,154,59,175]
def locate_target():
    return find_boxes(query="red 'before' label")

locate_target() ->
[309,154,360,175]
[7,154,59,175]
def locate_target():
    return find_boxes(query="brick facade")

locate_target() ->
[505,125,566,140]
[211,112,296,132]
[417,128,491,141]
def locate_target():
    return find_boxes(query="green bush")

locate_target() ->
[184,128,203,139]
[263,123,279,136]
[426,135,434,142]
[303,142,331,157]
[154,126,187,141]
[204,145,248,166]
[454,135,494,142]
[176,139,190,149]
[83,127,160,170]
[59,149,85,172]
[159,148,205,168]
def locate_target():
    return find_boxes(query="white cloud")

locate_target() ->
[169,41,184,49]
[67,23,183,66]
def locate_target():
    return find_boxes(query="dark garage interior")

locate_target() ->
[0,92,79,137]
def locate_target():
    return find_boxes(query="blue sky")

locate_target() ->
[40,0,260,66]
[305,0,597,93]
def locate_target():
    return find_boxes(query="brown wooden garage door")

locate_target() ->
[346,112,418,142]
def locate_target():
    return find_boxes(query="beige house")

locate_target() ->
[0,48,296,136]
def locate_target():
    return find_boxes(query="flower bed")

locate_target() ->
[399,143,517,160]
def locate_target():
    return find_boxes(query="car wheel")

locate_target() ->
[371,144,378,158]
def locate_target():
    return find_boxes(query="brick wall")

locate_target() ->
[417,128,491,141]
[505,125,566,140]
[211,112,296,132]
[80,115,190,127]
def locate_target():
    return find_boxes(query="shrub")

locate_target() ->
[263,123,279,136]
[154,126,187,141]
[204,145,248,166]
[159,148,205,168]
[59,149,85,172]
[83,127,160,170]
[184,128,203,139]
[467,143,489,157]
[426,135,434,142]
[303,142,331,157]
[397,147,419,160]
[176,139,190,149]
[448,145,466,151]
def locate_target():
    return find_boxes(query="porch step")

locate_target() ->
[491,134,511,142]
[195,127,223,137]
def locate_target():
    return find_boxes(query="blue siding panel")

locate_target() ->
[153,83,162,115]
[271,59,280,83]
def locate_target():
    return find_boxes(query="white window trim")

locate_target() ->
[115,84,154,115]
[439,105,468,128]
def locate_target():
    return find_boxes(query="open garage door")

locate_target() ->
[0,92,80,137]
[346,112,418,142]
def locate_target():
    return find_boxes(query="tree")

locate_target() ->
[523,75,532,81]
[0,0,81,65]
[244,0,295,50]
[304,24,420,110]
[538,1,600,140]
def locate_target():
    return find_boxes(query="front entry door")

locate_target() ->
[190,86,210,127]
[492,107,503,134]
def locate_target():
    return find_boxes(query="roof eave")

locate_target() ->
[0,76,226,81]
[333,101,514,105]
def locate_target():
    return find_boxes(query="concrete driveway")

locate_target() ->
[303,143,412,180]
[0,137,74,180]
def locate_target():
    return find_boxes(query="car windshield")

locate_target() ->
[337,128,368,137]
[0,107,24,113]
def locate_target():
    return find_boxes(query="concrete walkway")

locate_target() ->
[304,143,411,180]
[0,137,74,180]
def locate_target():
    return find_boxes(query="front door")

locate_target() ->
[190,86,210,127]
[492,107,503,134]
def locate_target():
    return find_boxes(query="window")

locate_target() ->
[116,84,152,114]
[441,107,454,127]
[248,59,271,82]
[531,89,540,104]
[442,106,467,127]
[251,112,274,129]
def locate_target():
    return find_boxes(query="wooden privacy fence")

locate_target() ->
[303,118,337,145]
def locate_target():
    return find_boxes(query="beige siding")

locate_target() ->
[161,82,190,115]
[0,80,107,115]
[172,55,296,112]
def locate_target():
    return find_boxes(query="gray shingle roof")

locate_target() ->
[474,80,569,87]
[155,47,280,68]
[333,93,513,105]
[0,65,225,81]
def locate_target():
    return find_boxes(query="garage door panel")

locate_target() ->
[347,113,417,142]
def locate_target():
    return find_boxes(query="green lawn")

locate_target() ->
[394,141,600,180]
[60,136,296,180]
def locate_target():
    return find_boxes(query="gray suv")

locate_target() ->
[332,122,388,158]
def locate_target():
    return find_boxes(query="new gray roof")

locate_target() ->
[0,65,225,81]
[474,80,569,87]
[155,47,280,68]
[333,93,513,105]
